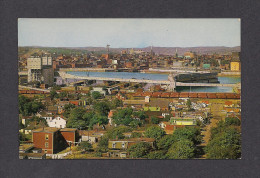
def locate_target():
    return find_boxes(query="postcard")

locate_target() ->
[18,18,241,159]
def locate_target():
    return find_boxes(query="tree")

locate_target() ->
[97,136,109,152]
[63,103,76,118]
[66,107,88,129]
[59,91,68,99]
[129,119,142,128]
[88,114,108,128]
[205,127,241,159]
[147,150,167,159]
[172,127,202,145]
[112,108,133,126]
[110,98,123,109]
[93,101,110,116]
[128,142,151,158]
[50,89,58,100]
[225,117,241,126]
[151,116,159,124]
[186,99,191,110]
[166,139,195,159]
[91,91,103,99]
[130,132,142,138]
[111,108,145,127]
[18,95,44,116]
[19,132,28,142]
[30,116,48,126]
[163,115,171,122]
[106,126,132,139]
[133,111,147,121]
[78,141,92,152]
[157,135,176,150]
[144,126,166,141]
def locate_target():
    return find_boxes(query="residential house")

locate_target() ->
[170,117,197,126]
[46,116,66,129]
[107,137,155,158]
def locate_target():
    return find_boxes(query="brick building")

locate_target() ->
[60,128,79,146]
[32,127,78,154]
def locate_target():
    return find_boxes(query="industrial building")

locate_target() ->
[27,56,54,86]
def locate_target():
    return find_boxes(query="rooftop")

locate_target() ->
[60,128,77,132]
[19,144,34,151]
[33,127,60,133]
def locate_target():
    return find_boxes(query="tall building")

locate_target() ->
[27,56,54,86]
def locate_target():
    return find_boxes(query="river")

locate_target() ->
[67,71,241,93]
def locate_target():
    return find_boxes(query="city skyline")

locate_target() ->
[18,18,240,48]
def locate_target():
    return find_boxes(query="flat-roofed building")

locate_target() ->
[32,127,67,154]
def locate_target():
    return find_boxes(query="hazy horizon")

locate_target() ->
[18,18,240,48]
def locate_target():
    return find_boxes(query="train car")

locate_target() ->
[188,93,198,98]
[152,92,162,98]
[179,92,189,98]
[226,93,236,99]
[142,92,152,97]
[234,94,241,99]
[170,92,180,98]
[197,93,207,98]
[207,93,217,99]
[161,92,170,98]
[216,93,226,99]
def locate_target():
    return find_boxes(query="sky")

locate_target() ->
[18,18,240,48]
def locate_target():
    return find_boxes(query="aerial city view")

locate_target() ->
[18,19,241,159]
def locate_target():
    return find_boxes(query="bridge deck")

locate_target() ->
[19,85,51,93]
[60,72,239,88]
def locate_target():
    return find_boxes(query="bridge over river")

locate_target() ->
[59,72,240,91]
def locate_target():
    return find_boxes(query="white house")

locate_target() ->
[45,116,67,128]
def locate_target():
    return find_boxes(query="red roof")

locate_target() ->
[225,101,233,105]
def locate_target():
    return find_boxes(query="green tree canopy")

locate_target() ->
[91,91,103,99]
[172,127,202,145]
[144,126,166,141]
[166,139,195,159]
[93,101,110,116]
[78,141,93,152]
[205,127,241,159]
[112,108,145,127]
[18,95,44,116]
[50,89,59,100]
[151,116,159,124]
[128,142,151,158]
[63,103,76,118]
[186,99,191,109]
[157,135,176,150]
[66,107,88,129]
[110,98,123,109]
[225,117,241,126]
[106,126,132,139]
[59,91,68,99]
[147,150,167,159]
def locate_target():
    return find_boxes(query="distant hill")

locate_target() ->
[19,46,240,56]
